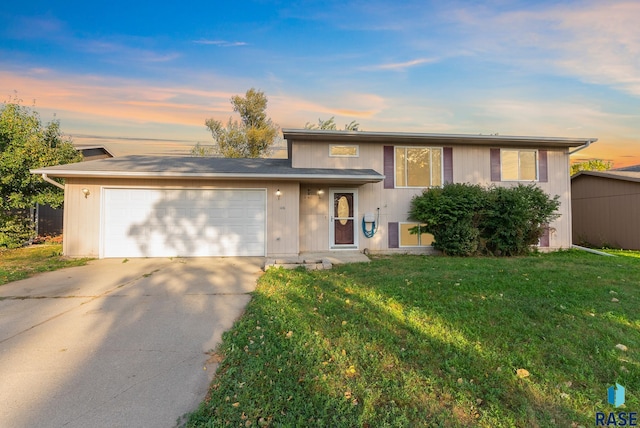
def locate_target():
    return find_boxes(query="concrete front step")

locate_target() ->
[264,258,333,271]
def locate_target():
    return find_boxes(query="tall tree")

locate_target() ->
[304,117,361,131]
[196,88,279,158]
[0,99,82,246]
[570,159,613,176]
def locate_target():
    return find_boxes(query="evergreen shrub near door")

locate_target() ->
[409,183,560,256]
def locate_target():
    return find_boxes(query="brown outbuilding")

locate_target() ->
[571,168,640,250]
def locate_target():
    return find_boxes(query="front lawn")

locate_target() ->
[0,244,90,285]
[187,251,639,427]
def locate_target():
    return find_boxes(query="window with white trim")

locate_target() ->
[501,149,537,181]
[399,223,434,247]
[329,144,359,157]
[395,147,442,187]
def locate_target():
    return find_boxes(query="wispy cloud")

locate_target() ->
[5,15,66,41]
[0,69,238,132]
[6,14,180,65]
[445,1,640,97]
[367,57,439,71]
[193,39,248,47]
[80,39,181,63]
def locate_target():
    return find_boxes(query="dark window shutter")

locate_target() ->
[490,148,501,182]
[388,222,399,248]
[538,150,548,182]
[383,146,394,189]
[443,147,453,184]
[539,225,550,247]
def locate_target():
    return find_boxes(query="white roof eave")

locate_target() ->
[30,169,385,183]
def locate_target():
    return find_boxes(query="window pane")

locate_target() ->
[400,223,420,246]
[520,151,537,180]
[396,148,406,187]
[330,145,358,156]
[420,228,434,246]
[502,150,519,181]
[431,148,442,187]
[407,148,430,187]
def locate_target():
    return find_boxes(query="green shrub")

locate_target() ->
[408,183,485,256]
[409,183,560,256]
[0,212,34,248]
[483,184,560,256]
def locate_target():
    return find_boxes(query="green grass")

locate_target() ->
[603,249,640,259]
[0,244,90,285]
[187,251,639,427]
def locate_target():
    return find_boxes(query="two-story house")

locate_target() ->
[32,129,596,258]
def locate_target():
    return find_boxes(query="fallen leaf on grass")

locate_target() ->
[516,368,530,378]
[615,344,628,351]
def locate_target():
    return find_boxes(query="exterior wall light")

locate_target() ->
[317,189,324,198]
[276,189,281,199]
[81,188,90,198]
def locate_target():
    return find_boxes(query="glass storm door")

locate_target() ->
[330,190,357,248]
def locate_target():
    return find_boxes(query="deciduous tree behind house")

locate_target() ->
[570,159,613,176]
[195,88,279,158]
[0,99,82,247]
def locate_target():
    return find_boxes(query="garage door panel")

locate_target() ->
[210,208,227,219]
[102,189,266,258]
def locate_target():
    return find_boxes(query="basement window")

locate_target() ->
[399,223,434,247]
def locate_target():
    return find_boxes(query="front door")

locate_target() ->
[330,189,357,248]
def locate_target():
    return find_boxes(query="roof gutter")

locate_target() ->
[569,138,598,155]
[40,173,65,190]
[31,169,384,183]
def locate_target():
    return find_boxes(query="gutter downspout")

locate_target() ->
[569,138,598,155]
[41,173,65,190]
[572,245,615,257]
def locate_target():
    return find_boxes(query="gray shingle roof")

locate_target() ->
[31,156,384,183]
[282,128,597,148]
[572,170,640,183]
[614,164,640,172]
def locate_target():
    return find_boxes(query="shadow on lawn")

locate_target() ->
[278,271,584,426]
[189,252,638,427]
[328,254,638,426]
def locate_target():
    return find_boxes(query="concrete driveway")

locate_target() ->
[0,257,263,428]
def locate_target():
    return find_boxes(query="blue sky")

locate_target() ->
[1,0,639,164]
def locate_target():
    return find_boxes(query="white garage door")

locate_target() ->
[102,188,266,258]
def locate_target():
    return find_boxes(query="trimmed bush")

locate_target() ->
[409,183,560,256]
[483,184,560,256]
[408,183,485,256]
